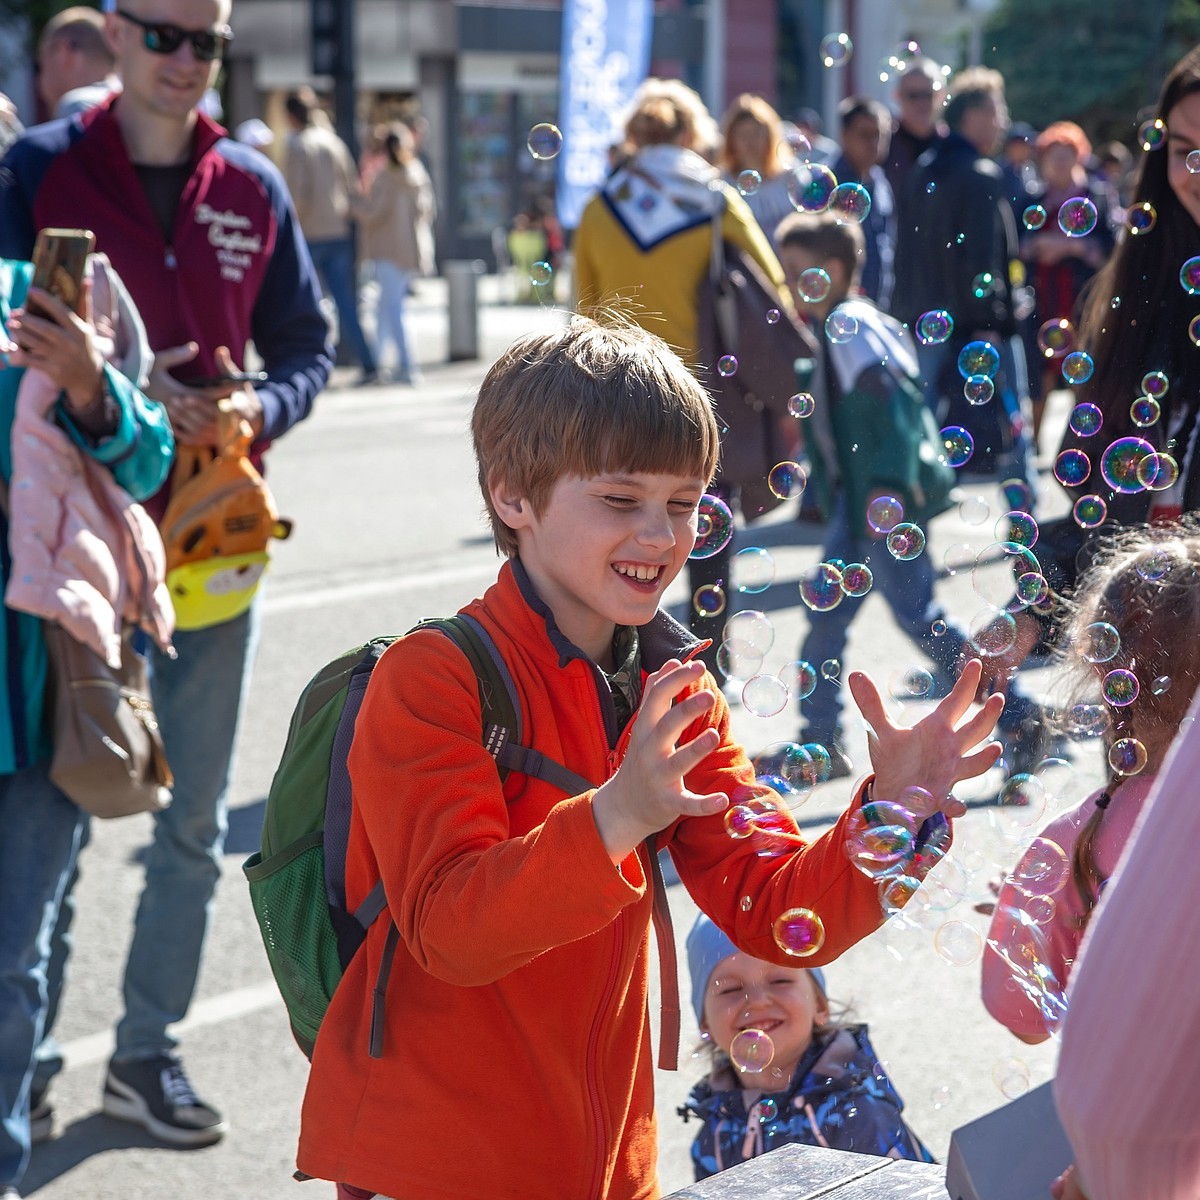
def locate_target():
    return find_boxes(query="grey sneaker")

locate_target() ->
[29,1088,54,1144]
[102,1054,226,1147]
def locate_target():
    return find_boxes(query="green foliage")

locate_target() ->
[983,0,1200,145]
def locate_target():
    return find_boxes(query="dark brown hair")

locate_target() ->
[775,209,864,289]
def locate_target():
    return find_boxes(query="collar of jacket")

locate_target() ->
[83,91,227,171]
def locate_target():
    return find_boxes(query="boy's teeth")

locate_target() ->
[616,564,658,580]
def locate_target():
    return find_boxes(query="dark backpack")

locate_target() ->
[243,613,590,1060]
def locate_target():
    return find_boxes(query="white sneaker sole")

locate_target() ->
[102,1076,227,1148]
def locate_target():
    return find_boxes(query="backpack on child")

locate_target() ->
[243,613,593,1060]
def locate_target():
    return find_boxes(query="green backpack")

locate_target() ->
[243,614,591,1060]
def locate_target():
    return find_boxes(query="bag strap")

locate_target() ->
[707,189,739,358]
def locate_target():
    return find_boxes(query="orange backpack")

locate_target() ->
[160,400,292,630]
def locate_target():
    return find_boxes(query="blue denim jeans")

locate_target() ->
[371,260,417,381]
[309,237,376,374]
[0,764,87,1189]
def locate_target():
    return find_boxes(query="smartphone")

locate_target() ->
[28,228,95,316]
[178,370,270,388]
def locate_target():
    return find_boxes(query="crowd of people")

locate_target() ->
[1,2,1199,1198]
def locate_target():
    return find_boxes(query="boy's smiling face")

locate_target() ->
[492,470,707,668]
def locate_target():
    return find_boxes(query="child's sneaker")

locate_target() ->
[29,1087,54,1144]
[102,1054,227,1147]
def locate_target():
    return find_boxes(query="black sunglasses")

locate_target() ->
[115,10,232,62]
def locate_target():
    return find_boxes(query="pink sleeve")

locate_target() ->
[1054,690,1200,1200]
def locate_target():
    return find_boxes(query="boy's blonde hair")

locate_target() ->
[623,77,720,156]
[472,316,721,557]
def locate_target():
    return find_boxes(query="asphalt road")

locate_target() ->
[21,278,1100,1198]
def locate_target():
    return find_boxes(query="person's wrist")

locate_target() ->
[591,780,644,864]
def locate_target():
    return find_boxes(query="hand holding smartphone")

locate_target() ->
[27,228,95,318]
[178,370,269,388]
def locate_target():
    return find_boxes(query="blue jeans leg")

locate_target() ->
[373,261,416,380]
[0,765,86,1189]
[113,601,261,1061]
[309,238,376,374]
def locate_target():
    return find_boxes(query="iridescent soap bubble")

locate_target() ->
[931,618,948,636]
[878,39,921,81]
[1181,256,1200,295]
[1109,736,1149,776]
[1127,201,1158,236]
[830,182,871,223]
[1139,452,1180,491]
[964,375,995,405]
[825,309,858,343]
[755,1097,779,1123]
[1138,117,1167,151]
[796,743,833,785]
[691,494,735,559]
[1190,149,1200,173]
[1011,838,1069,898]
[866,494,904,533]
[886,522,926,561]
[692,583,727,617]
[819,31,853,67]
[916,309,954,345]
[1102,668,1140,707]
[716,640,762,683]
[972,272,999,299]
[879,873,920,918]
[1073,494,1107,528]
[1130,395,1161,427]
[1015,571,1049,606]
[1190,314,1200,346]
[743,673,790,718]
[772,907,826,957]
[1137,548,1172,580]
[784,128,812,161]
[787,161,838,212]
[1141,370,1169,398]
[1003,477,1034,513]
[958,340,1001,378]
[726,610,775,657]
[724,804,759,839]
[737,168,762,196]
[799,267,832,302]
[768,460,807,499]
[788,392,816,417]
[1054,448,1091,486]
[730,1028,775,1073]
[526,122,563,159]
[972,541,1039,609]
[820,658,841,682]
[941,425,974,467]
[841,562,873,597]
[1152,675,1172,695]
[1022,204,1047,231]
[735,546,776,594]
[994,1056,1032,1099]
[530,260,553,285]
[799,562,845,611]
[1061,351,1094,385]
[1100,437,1155,493]
[999,772,1047,819]
[968,608,1017,657]
[1082,621,1120,663]
[1036,318,1073,359]
[889,666,934,698]
[934,920,984,966]
[998,511,1039,549]
[780,661,817,701]
[846,814,916,880]
[717,354,738,377]
[958,495,990,526]
[1068,402,1102,436]
[1058,196,1098,237]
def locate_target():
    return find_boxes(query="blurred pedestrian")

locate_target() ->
[883,57,946,198]
[284,87,378,386]
[0,94,23,158]
[234,117,274,156]
[718,94,797,253]
[793,106,839,165]
[999,121,1040,227]
[356,122,434,385]
[37,7,121,119]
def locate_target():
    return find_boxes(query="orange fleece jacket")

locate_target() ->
[297,561,885,1199]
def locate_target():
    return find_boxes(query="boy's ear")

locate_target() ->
[488,475,534,530]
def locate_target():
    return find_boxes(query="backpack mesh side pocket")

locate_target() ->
[244,831,342,1055]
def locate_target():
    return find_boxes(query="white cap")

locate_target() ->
[235,118,274,148]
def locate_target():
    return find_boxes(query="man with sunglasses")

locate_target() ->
[0,0,331,1170]
[883,56,947,200]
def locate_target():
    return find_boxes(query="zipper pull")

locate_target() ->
[164,247,177,269]
[607,749,619,778]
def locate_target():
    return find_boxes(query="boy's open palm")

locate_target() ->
[848,659,1004,821]
[592,659,727,863]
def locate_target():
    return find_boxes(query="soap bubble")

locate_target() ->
[743,674,790,718]
[736,168,762,196]
[1073,494,1107,528]
[941,425,974,467]
[1103,668,1139,707]
[1141,370,1169,398]
[846,815,916,880]
[993,1056,1032,1099]
[866,494,904,533]
[1083,621,1120,663]
[999,772,1047,821]
[1010,838,1069,898]
[958,495,990,526]
[819,31,853,67]
[788,161,838,212]
[799,267,832,302]
[886,522,926,560]
[1181,256,1200,295]
[526,123,563,159]
[1138,117,1167,151]
[841,563,873,597]
[934,920,984,966]
[691,494,735,559]
[717,354,738,377]
[879,39,922,81]
[1189,149,1200,173]
[1036,318,1073,359]
[772,907,826,957]
[1191,315,1200,345]
[821,659,841,682]
[1152,675,1172,695]
[972,541,1040,610]
[825,309,859,343]
[730,1028,776,1073]
[1068,402,1102,436]
[755,1097,779,1123]
[968,608,1017,656]
[972,271,999,300]
[788,392,816,418]
[916,309,954,345]
[799,562,845,611]
[830,182,872,223]
[958,340,1001,379]
[1022,204,1047,231]
[1126,202,1158,236]
[692,584,727,617]
[725,610,775,657]
[879,874,921,918]
[931,619,948,636]
[964,375,995,405]
[1100,437,1155,493]
[1109,737,1148,776]
[768,460,807,499]
[1130,396,1161,427]
[998,510,1039,549]
[1058,196,1098,237]
[1137,547,1172,581]
[1054,448,1091,487]
[889,666,934,698]
[724,804,759,839]
[530,260,553,285]
[1061,351,1094,385]
[735,547,775,594]
[1015,571,1049,606]
[780,661,818,700]
[1002,478,1034,513]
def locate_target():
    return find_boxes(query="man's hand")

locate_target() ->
[5,284,105,412]
[148,343,265,447]
[591,659,727,862]
[848,659,1004,821]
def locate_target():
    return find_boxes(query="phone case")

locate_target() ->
[30,228,96,315]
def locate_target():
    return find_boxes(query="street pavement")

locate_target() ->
[21,277,1100,1197]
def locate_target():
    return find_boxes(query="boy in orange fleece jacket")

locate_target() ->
[297,316,1003,1199]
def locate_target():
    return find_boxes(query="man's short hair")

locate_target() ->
[39,6,115,66]
[285,87,318,127]
[838,95,890,132]
[944,67,1005,132]
[775,210,865,289]
[472,316,720,558]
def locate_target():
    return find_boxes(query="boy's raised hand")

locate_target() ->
[848,659,1004,822]
[592,659,728,863]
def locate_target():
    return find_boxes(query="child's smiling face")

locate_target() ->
[701,951,829,1086]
